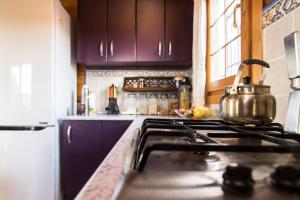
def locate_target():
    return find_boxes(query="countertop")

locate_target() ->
[60,114,140,121]
[73,115,178,200]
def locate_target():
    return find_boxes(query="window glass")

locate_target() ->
[211,15,225,53]
[226,36,241,77]
[210,0,224,25]
[225,0,241,42]
[211,49,225,82]
[210,0,241,82]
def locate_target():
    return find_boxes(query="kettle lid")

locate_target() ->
[225,76,271,94]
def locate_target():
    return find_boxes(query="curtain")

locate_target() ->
[192,0,207,106]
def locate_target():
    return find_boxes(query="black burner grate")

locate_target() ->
[135,119,300,171]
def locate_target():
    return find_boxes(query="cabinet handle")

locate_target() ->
[67,125,72,144]
[110,41,114,56]
[168,41,172,56]
[99,41,104,56]
[158,41,162,56]
[233,4,241,28]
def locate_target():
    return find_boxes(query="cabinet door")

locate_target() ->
[77,0,107,65]
[107,0,136,62]
[136,0,165,62]
[165,0,193,62]
[61,120,102,200]
[102,121,132,159]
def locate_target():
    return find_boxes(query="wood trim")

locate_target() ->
[263,0,272,7]
[60,0,77,19]
[205,0,212,104]
[250,0,263,83]
[77,64,85,103]
[208,76,235,92]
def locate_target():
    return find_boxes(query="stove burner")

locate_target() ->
[222,164,254,194]
[271,165,300,192]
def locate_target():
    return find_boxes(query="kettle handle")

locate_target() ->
[230,59,270,94]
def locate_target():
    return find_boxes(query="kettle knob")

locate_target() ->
[242,76,251,85]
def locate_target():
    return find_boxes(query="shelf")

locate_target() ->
[122,87,178,92]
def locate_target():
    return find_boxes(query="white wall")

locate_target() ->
[263,6,300,124]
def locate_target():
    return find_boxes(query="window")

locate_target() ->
[210,0,241,82]
[206,0,263,104]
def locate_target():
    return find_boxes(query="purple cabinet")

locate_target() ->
[165,0,193,62]
[77,0,193,67]
[136,0,193,63]
[102,121,133,158]
[77,0,107,65]
[61,120,132,200]
[108,0,136,62]
[77,0,135,65]
[136,0,165,62]
[61,120,102,200]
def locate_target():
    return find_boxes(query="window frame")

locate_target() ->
[205,0,263,104]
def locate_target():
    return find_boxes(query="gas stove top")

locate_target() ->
[116,119,300,200]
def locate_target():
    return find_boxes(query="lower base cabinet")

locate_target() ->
[61,120,132,200]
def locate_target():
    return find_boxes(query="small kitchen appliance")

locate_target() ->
[220,59,276,124]
[284,31,300,134]
[115,118,300,200]
[105,84,120,115]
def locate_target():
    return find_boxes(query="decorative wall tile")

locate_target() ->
[86,69,191,78]
[263,0,300,28]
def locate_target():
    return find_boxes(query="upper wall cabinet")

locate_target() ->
[107,0,136,62]
[77,0,194,68]
[165,0,193,62]
[77,0,107,65]
[136,0,165,62]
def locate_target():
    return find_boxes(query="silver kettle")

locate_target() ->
[220,59,276,124]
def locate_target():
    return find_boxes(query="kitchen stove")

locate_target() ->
[116,119,300,200]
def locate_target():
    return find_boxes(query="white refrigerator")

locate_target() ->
[0,0,76,199]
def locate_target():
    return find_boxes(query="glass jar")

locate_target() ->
[179,84,191,109]
[148,94,158,115]
[159,94,169,116]
[137,94,148,115]
[126,93,137,114]
[169,93,179,115]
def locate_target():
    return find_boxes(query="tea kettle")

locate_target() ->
[220,59,276,124]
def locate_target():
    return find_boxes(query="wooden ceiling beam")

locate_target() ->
[60,0,77,19]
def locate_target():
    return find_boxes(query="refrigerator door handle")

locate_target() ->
[0,124,54,131]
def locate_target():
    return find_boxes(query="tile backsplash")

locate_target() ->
[263,5,300,124]
[263,0,300,28]
[86,70,191,113]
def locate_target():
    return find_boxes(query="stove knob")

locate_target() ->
[271,165,300,191]
[222,164,255,194]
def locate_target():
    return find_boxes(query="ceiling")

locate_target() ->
[60,0,272,20]
[60,0,77,19]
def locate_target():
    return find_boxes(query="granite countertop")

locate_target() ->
[74,115,178,200]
